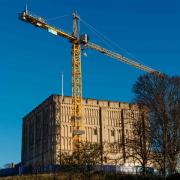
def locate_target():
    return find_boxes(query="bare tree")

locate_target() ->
[133,73,180,177]
[126,107,153,176]
[59,141,102,178]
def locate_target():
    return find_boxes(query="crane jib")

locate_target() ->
[86,42,158,73]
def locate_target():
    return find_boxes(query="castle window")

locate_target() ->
[111,130,115,136]
[94,128,97,135]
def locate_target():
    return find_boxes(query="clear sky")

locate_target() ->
[0,0,180,167]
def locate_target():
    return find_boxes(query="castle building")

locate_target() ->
[22,95,141,169]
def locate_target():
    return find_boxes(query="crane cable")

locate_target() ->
[80,18,117,52]
[80,17,146,66]
[46,14,71,21]
[44,13,149,68]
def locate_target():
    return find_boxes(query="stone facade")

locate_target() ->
[22,95,141,168]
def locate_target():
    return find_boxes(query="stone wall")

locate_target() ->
[22,95,140,168]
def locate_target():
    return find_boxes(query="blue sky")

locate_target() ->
[0,0,180,167]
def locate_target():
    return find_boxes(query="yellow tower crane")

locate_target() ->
[19,7,159,149]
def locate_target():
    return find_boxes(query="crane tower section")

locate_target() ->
[71,13,84,147]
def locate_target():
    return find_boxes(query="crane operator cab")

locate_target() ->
[79,34,89,44]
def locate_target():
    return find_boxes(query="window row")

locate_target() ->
[108,111,121,119]
[85,127,99,142]
[60,106,72,115]
[61,125,72,137]
[61,138,72,150]
[108,129,122,142]
[108,118,121,127]
[123,110,139,120]
[61,115,71,123]
[85,117,99,125]
[84,108,99,117]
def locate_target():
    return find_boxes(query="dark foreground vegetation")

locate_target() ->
[0,173,180,180]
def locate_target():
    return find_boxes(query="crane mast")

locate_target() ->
[71,13,84,147]
[19,7,160,151]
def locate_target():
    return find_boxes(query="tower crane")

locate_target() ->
[19,7,159,150]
